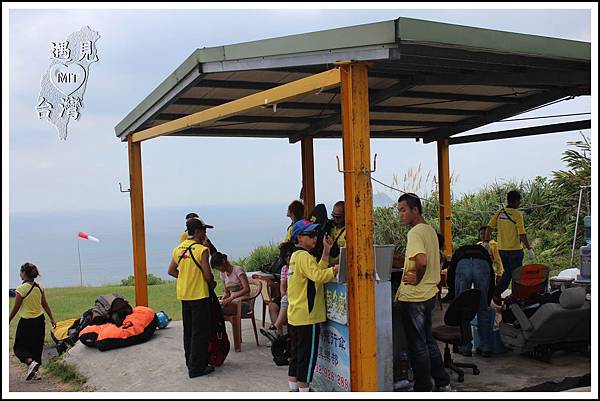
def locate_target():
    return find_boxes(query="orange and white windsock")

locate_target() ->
[78,231,100,242]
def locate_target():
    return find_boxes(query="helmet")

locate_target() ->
[156,311,172,329]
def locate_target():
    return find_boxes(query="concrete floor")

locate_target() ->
[57,294,591,392]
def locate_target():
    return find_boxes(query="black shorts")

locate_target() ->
[288,323,321,383]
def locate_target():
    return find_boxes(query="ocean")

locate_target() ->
[8,204,291,289]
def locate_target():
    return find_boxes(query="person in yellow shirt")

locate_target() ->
[478,226,504,281]
[168,217,217,378]
[287,219,339,392]
[178,212,218,254]
[9,262,56,381]
[485,190,533,298]
[283,200,304,243]
[395,193,450,392]
[328,201,346,266]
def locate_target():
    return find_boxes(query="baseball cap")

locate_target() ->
[291,219,320,242]
[186,217,214,233]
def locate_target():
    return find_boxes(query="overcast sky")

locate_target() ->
[5,5,594,214]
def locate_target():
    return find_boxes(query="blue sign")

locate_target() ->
[313,320,351,392]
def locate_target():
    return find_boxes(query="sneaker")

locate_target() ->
[188,365,215,378]
[259,327,278,343]
[32,371,42,380]
[25,361,40,381]
[435,384,453,392]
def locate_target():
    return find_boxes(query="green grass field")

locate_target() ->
[8,278,224,347]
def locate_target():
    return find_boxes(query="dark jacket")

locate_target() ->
[446,244,496,305]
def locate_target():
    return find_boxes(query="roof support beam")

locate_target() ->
[173,97,483,116]
[340,62,378,391]
[423,88,573,144]
[448,119,591,145]
[288,78,415,143]
[130,68,341,143]
[169,128,429,139]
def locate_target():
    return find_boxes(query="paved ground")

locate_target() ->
[62,319,289,392]
[8,293,592,393]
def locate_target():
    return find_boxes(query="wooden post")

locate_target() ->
[437,138,453,255]
[301,136,315,217]
[127,136,149,306]
[340,62,378,391]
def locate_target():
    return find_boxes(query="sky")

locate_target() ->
[5,4,595,215]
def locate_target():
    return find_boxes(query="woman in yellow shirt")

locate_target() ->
[9,262,56,381]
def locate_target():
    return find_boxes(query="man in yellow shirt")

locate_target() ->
[178,212,217,254]
[168,217,217,378]
[485,190,533,298]
[478,226,504,281]
[395,193,450,392]
[287,219,339,392]
[283,200,304,242]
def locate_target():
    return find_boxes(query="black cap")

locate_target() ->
[186,217,214,233]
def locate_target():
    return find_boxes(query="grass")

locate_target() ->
[8,276,224,347]
[44,355,88,386]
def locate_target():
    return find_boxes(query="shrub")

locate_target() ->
[120,273,168,286]
[243,242,279,272]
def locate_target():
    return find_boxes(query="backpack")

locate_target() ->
[271,333,291,366]
[91,294,133,327]
[307,204,333,261]
[260,256,286,276]
[183,242,231,367]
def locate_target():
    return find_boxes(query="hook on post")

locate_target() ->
[119,182,130,193]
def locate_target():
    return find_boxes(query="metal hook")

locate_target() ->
[336,153,377,173]
[119,182,130,193]
[336,155,354,173]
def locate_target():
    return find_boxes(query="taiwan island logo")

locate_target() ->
[36,26,100,140]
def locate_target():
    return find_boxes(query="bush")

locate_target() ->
[120,273,168,286]
[243,242,279,272]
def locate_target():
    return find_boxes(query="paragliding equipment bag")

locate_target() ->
[307,204,333,261]
[91,293,133,326]
[183,243,230,367]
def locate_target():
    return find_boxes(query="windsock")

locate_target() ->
[78,231,100,242]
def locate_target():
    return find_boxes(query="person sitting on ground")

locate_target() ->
[179,212,218,254]
[9,262,57,381]
[210,252,251,315]
[260,241,295,342]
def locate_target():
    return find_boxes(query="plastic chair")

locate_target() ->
[432,288,481,383]
[223,278,262,352]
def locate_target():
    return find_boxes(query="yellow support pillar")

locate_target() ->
[340,62,378,391]
[127,136,149,306]
[301,136,315,217]
[437,138,453,255]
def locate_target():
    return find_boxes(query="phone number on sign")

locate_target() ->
[315,364,349,390]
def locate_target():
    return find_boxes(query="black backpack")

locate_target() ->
[91,294,133,327]
[271,333,291,366]
[308,204,333,261]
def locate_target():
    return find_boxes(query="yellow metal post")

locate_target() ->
[127,136,149,306]
[340,62,378,391]
[301,136,315,217]
[437,138,453,255]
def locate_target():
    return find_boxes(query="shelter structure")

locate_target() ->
[115,17,591,391]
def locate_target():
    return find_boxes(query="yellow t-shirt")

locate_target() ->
[284,225,293,243]
[287,249,335,326]
[179,230,189,243]
[15,282,44,318]
[477,240,505,276]
[488,207,526,250]
[172,239,210,301]
[328,226,346,266]
[395,223,441,303]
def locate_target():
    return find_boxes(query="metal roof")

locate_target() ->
[115,17,591,144]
